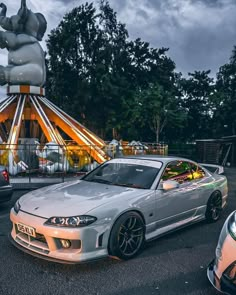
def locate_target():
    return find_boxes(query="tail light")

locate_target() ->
[2,169,9,183]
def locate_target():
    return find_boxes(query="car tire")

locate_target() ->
[205,191,222,222]
[108,211,145,260]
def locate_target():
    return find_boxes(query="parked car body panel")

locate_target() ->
[0,166,13,203]
[208,211,236,294]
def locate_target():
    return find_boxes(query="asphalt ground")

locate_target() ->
[0,169,236,295]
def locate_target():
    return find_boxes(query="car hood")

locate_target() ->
[19,180,139,218]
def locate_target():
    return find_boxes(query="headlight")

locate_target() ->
[228,213,236,240]
[14,200,21,214]
[44,215,97,227]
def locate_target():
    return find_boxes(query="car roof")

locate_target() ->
[116,155,196,164]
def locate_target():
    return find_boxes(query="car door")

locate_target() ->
[154,160,202,230]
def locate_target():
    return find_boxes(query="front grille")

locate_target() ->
[32,233,47,244]
[15,224,49,255]
[221,262,236,294]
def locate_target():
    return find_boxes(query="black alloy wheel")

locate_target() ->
[109,211,145,260]
[205,191,222,222]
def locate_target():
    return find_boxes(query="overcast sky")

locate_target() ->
[0,0,236,97]
[111,0,236,76]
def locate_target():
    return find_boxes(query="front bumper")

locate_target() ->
[208,260,236,295]
[10,208,109,263]
[207,259,226,294]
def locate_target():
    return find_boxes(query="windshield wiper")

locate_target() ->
[114,183,145,189]
[88,179,113,185]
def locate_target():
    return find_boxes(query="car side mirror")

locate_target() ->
[162,180,180,191]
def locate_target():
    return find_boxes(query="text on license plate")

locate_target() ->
[17,223,36,237]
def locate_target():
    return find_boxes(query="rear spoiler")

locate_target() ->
[199,163,224,175]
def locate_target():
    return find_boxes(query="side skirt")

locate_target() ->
[145,214,205,242]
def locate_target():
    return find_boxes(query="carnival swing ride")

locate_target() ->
[0,0,109,175]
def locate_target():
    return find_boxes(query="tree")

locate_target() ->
[46,3,100,124]
[212,46,236,137]
[129,82,186,143]
[179,70,214,141]
[46,1,135,137]
[46,1,178,140]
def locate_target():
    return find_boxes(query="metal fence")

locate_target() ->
[0,142,168,186]
[168,143,197,161]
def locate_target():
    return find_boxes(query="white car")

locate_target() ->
[9,156,228,263]
[208,211,236,294]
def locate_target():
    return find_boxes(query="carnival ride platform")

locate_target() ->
[0,85,109,174]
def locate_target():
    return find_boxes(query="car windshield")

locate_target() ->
[83,160,161,189]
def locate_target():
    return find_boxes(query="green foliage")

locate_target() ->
[45,1,236,143]
[211,46,236,136]
[178,70,215,140]
[129,83,186,142]
[46,1,179,140]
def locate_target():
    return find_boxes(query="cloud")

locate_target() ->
[110,0,236,76]
[0,0,236,99]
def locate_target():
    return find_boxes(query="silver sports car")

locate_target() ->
[10,156,228,263]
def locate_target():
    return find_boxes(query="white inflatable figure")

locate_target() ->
[107,139,123,158]
[128,140,148,154]
[0,0,47,86]
[8,149,28,175]
[138,141,148,150]
[109,139,123,150]
[35,141,70,174]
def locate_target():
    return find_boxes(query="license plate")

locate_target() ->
[17,223,36,238]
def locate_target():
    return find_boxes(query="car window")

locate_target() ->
[162,161,194,184]
[83,162,160,189]
[190,163,205,180]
